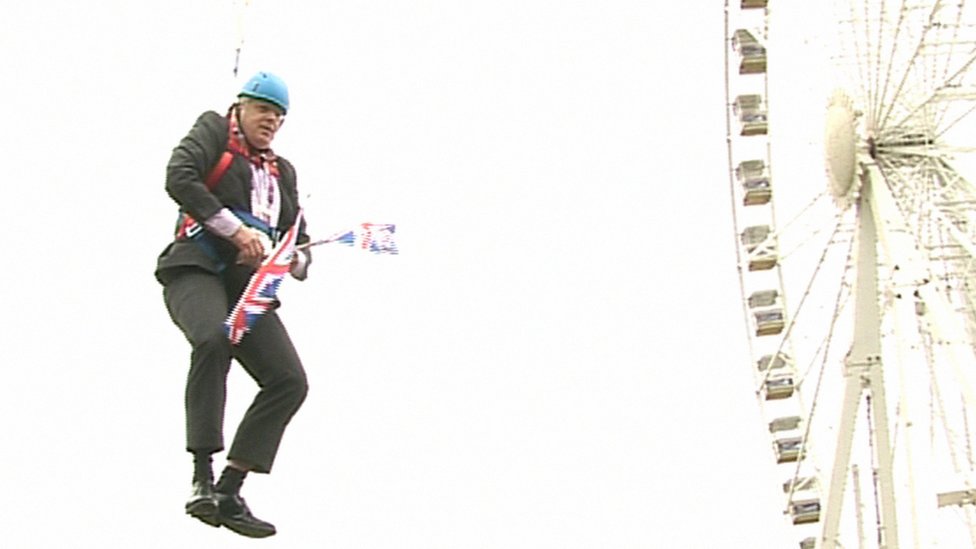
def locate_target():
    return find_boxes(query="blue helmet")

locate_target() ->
[239,71,290,114]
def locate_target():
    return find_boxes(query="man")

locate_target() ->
[155,71,311,538]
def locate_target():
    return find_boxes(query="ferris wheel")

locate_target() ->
[725,1,976,548]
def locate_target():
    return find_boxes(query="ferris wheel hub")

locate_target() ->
[824,89,859,210]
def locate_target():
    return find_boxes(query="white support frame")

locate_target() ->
[820,164,901,549]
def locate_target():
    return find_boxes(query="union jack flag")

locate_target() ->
[224,211,303,345]
[302,223,398,255]
[360,223,398,255]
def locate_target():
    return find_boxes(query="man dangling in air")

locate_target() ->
[155,71,312,538]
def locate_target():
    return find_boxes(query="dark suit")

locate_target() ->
[156,110,309,473]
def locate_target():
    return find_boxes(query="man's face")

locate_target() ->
[239,99,285,149]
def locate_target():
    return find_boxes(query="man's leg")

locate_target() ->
[228,310,309,473]
[211,311,308,538]
[163,269,233,526]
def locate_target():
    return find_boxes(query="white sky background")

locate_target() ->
[1,1,802,547]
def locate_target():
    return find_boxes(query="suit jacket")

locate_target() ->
[155,110,309,290]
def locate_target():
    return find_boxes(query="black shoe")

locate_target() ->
[215,492,276,538]
[185,480,219,527]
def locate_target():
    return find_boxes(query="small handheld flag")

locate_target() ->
[224,211,303,345]
[300,223,398,255]
[360,223,398,255]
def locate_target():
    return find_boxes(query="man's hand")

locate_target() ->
[230,226,268,268]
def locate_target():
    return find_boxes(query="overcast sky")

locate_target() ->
[2,1,804,547]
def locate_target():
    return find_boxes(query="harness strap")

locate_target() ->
[205,151,235,191]
[173,150,236,240]
[234,209,279,242]
[177,208,278,273]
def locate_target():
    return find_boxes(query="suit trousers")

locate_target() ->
[163,268,308,473]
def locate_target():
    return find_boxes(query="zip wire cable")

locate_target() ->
[232,0,252,77]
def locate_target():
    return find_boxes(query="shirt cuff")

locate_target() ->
[203,208,244,238]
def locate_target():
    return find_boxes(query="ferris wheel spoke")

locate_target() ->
[873,0,915,130]
[890,50,976,135]
[882,5,976,139]
[875,1,958,133]
[774,261,853,522]
[754,217,850,393]
[843,0,887,127]
[778,191,831,230]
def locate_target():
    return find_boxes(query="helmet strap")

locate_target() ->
[226,103,280,177]
[229,102,263,153]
